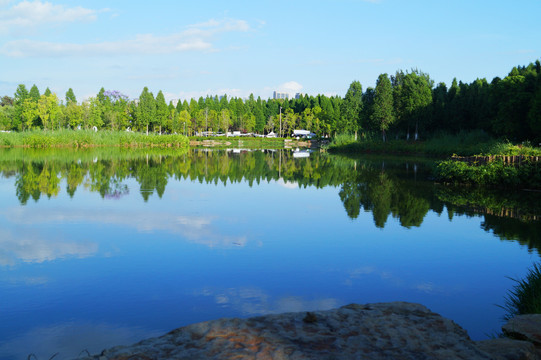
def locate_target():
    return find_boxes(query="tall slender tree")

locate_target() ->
[65,88,77,104]
[155,90,168,134]
[372,73,395,142]
[137,87,155,135]
[340,80,363,136]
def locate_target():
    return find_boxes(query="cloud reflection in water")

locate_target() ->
[0,229,98,267]
[194,286,339,316]
[3,207,248,249]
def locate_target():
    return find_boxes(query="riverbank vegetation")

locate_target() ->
[0,129,189,148]
[435,158,541,189]
[327,130,500,157]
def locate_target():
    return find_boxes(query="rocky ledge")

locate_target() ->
[81,302,541,360]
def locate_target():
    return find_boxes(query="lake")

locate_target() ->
[0,148,540,359]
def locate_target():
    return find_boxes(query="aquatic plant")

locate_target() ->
[502,263,541,320]
[0,129,189,149]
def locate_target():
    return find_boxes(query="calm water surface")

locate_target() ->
[0,148,540,359]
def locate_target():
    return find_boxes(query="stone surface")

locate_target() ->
[80,302,497,360]
[503,314,541,346]
[476,338,541,360]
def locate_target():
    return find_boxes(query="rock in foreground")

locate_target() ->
[503,314,541,346]
[83,302,496,360]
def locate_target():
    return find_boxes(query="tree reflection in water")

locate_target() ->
[1,148,539,251]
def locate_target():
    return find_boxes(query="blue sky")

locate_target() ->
[1,0,540,102]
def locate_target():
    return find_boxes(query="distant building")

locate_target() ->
[273,91,289,100]
[295,93,303,99]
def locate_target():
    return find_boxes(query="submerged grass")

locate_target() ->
[502,263,541,321]
[0,129,190,148]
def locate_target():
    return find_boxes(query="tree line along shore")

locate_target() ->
[1,59,540,142]
[1,59,540,187]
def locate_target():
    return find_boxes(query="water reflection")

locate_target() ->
[0,322,161,360]
[1,148,540,355]
[194,287,339,316]
[1,148,540,251]
[2,207,246,252]
[0,228,98,266]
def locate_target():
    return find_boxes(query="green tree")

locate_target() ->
[0,105,15,130]
[37,93,59,130]
[178,109,191,135]
[83,97,104,130]
[265,115,275,134]
[29,84,40,103]
[65,88,77,104]
[301,107,314,132]
[208,109,218,133]
[527,88,541,140]
[397,70,433,140]
[65,102,84,129]
[21,98,39,129]
[361,87,375,133]
[372,73,395,141]
[282,108,297,136]
[339,80,363,135]
[137,87,155,135]
[155,90,168,134]
[13,84,29,130]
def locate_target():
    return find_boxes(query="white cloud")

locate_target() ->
[0,0,99,35]
[188,18,250,33]
[1,17,252,57]
[276,81,303,97]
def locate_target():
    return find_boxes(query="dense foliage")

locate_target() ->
[1,59,540,141]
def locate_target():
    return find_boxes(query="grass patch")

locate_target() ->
[0,129,189,149]
[328,130,503,157]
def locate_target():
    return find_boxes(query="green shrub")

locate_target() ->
[435,159,541,189]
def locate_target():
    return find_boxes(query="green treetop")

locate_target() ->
[372,73,395,142]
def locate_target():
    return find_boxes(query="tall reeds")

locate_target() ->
[0,129,189,148]
[502,263,541,320]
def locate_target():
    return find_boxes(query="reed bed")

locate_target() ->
[0,129,189,148]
